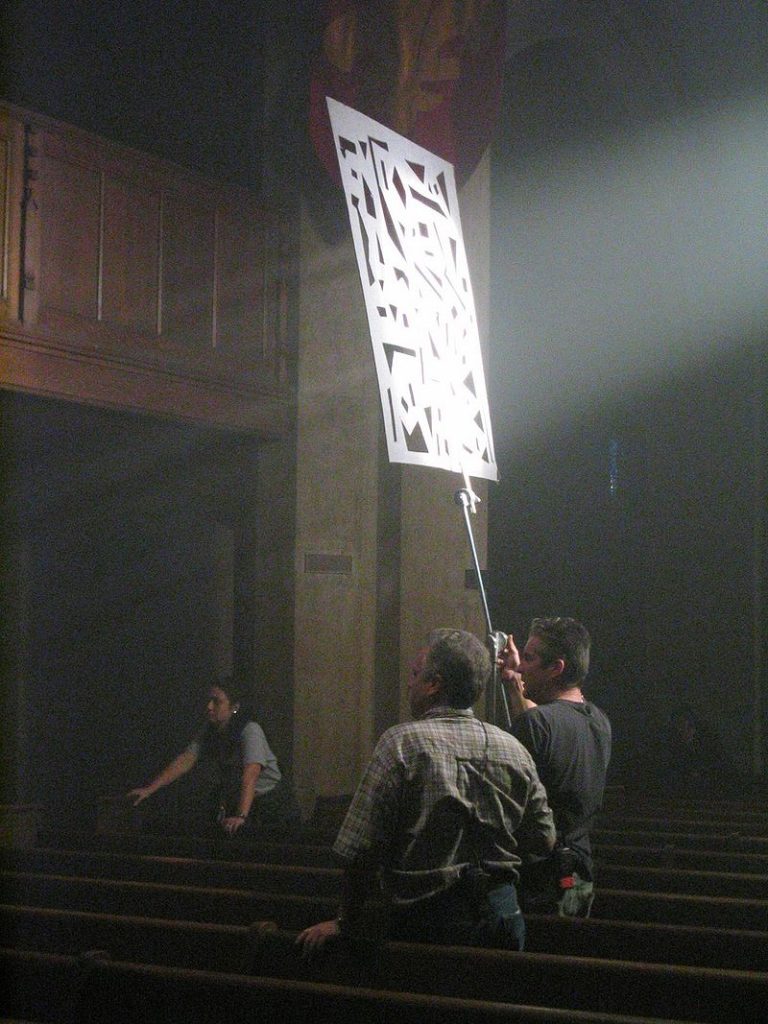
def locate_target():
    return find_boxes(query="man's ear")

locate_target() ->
[426,672,444,698]
[548,658,566,681]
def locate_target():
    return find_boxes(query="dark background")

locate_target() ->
[487,6,767,780]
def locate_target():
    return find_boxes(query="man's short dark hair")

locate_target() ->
[529,617,590,686]
[425,629,491,708]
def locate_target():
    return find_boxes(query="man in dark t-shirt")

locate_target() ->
[499,617,611,917]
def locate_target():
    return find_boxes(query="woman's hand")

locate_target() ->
[127,787,153,806]
[221,815,246,836]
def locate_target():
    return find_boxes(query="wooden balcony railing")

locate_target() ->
[0,102,295,435]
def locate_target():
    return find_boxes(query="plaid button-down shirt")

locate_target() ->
[333,706,555,905]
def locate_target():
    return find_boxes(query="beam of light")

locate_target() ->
[492,90,768,445]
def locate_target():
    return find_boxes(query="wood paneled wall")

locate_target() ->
[0,103,295,435]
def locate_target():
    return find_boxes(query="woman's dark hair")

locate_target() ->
[212,676,245,706]
[200,676,251,753]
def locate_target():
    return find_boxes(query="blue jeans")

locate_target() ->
[388,876,526,951]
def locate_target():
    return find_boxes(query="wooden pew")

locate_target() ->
[524,914,768,972]
[0,904,251,971]
[38,817,768,863]
[32,823,768,873]
[10,845,768,903]
[4,803,767,1023]
[241,926,768,1024]
[596,813,768,838]
[610,797,768,822]
[2,948,80,1024]
[10,838,768,900]
[594,828,768,854]
[1,948,699,1024]
[11,834,768,917]
[3,873,768,1022]
[36,818,768,865]
[596,863,768,900]
[0,847,342,896]
[5,901,768,974]
[594,843,768,874]
[0,870,338,930]
[6,865,768,932]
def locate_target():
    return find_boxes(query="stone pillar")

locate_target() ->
[293,152,492,814]
[292,210,381,816]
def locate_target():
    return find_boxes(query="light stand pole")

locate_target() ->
[454,488,511,730]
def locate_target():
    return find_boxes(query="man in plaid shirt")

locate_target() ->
[297,628,555,953]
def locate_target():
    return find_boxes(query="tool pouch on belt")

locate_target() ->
[552,843,577,892]
[554,845,577,890]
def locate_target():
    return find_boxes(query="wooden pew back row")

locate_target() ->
[4,947,713,1024]
[4,794,768,1024]
[5,901,768,974]
[6,845,768,902]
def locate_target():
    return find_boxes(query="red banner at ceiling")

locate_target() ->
[310,0,507,187]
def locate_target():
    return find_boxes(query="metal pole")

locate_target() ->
[454,489,511,729]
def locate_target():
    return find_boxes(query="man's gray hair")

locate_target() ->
[425,628,491,708]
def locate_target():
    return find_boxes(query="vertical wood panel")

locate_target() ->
[0,111,23,322]
[39,154,100,320]
[215,205,265,359]
[0,135,8,307]
[162,193,214,349]
[102,177,161,336]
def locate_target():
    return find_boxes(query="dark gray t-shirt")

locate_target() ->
[509,699,611,878]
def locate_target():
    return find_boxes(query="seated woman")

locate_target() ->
[128,678,297,836]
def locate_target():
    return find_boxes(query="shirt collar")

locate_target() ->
[420,705,476,721]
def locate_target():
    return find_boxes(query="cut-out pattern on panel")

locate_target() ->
[328,98,497,482]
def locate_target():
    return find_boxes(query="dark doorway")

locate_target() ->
[1,391,262,827]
